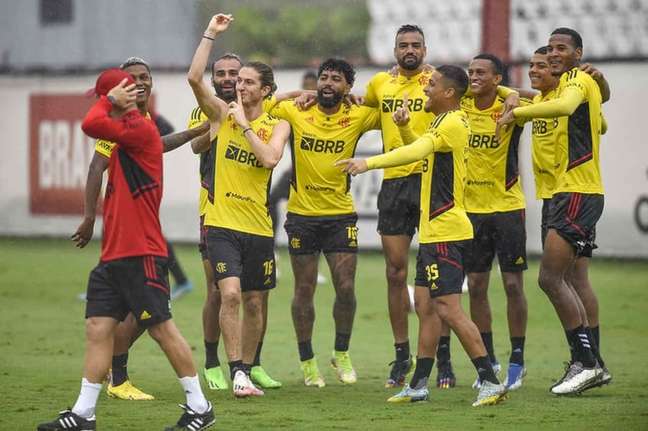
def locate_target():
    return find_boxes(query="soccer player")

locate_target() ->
[38,70,214,431]
[337,65,508,407]
[498,27,607,394]
[187,13,291,397]
[270,58,380,387]
[462,53,530,390]
[363,24,457,389]
[70,57,209,402]
[187,52,283,391]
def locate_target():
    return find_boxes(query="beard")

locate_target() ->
[317,88,344,108]
[397,54,422,71]
[214,80,237,103]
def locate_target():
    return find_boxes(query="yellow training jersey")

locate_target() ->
[187,107,212,215]
[531,88,563,200]
[203,112,281,237]
[188,96,278,216]
[270,101,380,216]
[554,68,604,195]
[461,96,529,213]
[366,110,473,244]
[364,70,436,179]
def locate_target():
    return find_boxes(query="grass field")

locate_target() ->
[1,237,647,430]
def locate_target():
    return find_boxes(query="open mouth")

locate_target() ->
[321,88,335,97]
[136,87,146,96]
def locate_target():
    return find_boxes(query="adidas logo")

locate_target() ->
[140,310,151,320]
[515,256,525,265]
[430,282,439,290]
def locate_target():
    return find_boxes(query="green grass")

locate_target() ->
[1,237,647,430]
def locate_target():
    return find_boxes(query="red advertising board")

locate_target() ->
[29,94,95,215]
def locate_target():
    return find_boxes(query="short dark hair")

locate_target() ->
[245,61,277,96]
[551,27,583,49]
[303,70,317,81]
[318,58,355,86]
[534,46,549,55]
[436,65,469,99]
[211,53,242,76]
[120,56,151,73]
[396,24,425,41]
[472,53,504,75]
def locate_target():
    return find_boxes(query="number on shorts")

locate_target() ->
[263,259,274,276]
[425,263,439,282]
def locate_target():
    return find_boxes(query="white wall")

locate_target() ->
[1,64,646,257]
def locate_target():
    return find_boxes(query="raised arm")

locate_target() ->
[580,63,610,103]
[187,14,232,122]
[82,94,156,152]
[391,93,421,145]
[71,152,109,248]
[162,121,209,153]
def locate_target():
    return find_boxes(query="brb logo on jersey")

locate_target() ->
[225,144,263,167]
[300,136,345,154]
[381,98,424,113]
[469,134,500,149]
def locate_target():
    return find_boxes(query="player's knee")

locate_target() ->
[385,263,407,286]
[220,289,241,308]
[243,295,262,315]
[85,317,113,341]
[503,280,524,299]
[538,268,560,295]
[335,284,356,305]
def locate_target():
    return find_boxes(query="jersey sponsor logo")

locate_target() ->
[466,179,495,187]
[381,97,424,113]
[300,136,345,154]
[305,184,335,193]
[532,119,551,136]
[469,134,500,149]
[215,262,227,273]
[225,144,263,168]
[224,191,256,204]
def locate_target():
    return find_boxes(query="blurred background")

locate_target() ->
[1,0,647,258]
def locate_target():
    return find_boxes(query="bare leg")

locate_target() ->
[291,254,319,343]
[241,291,264,365]
[568,257,598,327]
[84,317,119,383]
[501,271,527,338]
[467,272,492,333]
[434,294,488,359]
[217,276,242,362]
[325,252,357,338]
[148,320,197,377]
[202,259,221,345]
[414,287,440,359]
[381,235,412,345]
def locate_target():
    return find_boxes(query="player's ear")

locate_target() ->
[575,47,583,62]
[494,73,502,86]
[261,85,271,98]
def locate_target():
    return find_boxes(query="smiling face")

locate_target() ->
[467,58,501,97]
[236,66,268,106]
[394,31,426,71]
[547,33,582,76]
[529,52,558,93]
[423,71,451,113]
[212,57,241,103]
[317,69,350,109]
[122,64,152,106]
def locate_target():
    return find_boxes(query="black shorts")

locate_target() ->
[540,198,552,249]
[284,212,358,255]
[464,209,528,273]
[206,226,276,291]
[415,241,469,298]
[199,215,209,260]
[547,192,603,258]
[85,256,172,328]
[377,174,421,237]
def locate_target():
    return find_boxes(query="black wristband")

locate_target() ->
[202,34,215,41]
[107,95,117,105]
[242,127,253,135]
